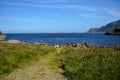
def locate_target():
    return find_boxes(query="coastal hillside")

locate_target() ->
[87,20,120,33]
[87,28,98,33]
[105,28,120,35]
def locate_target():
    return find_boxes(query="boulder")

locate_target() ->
[7,40,26,44]
[0,32,6,41]
[71,43,94,48]
[34,42,41,45]
[54,45,60,48]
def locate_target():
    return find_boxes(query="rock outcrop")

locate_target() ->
[7,40,26,44]
[65,43,95,48]
[105,28,120,35]
[0,31,6,41]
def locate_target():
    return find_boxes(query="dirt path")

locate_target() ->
[0,48,67,80]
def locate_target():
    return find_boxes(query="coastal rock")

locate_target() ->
[74,43,94,48]
[65,43,94,48]
[34,42,41,45]
[7,40,26,44]
[0,32,6,41]
[54,45,60,48]
[105,28,120,35]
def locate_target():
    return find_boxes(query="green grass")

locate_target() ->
[0,43,56,75]
[46,48,62,70]
[0,43,120,80]
[61,47,120,80]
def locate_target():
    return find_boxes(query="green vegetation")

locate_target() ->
[0,43,56,74]
[61,47,120,80]
[0,43,120,80]
[46,48,62,70]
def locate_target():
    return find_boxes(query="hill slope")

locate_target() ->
[87,20,120,33]
[87,28,98,33]
[97,20,120,32]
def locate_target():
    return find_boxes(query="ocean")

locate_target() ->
[5,33,120,46]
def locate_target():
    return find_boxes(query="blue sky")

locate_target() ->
[0,0,120,33]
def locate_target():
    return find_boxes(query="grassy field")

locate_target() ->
[0,43,56,75]
[61,47,120,80]
[0,42,120,80]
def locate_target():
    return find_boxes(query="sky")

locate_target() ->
[0,0,120,33]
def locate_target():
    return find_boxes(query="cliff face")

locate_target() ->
[0,32,6,41]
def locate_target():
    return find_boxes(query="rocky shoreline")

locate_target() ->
[0,32,119,48]
[1,39,119,48]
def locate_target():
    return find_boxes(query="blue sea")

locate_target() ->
[5,33,120,46]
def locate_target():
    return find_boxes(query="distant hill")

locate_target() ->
[87,20,120,33]
[87,28,98,33]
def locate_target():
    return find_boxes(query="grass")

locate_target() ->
[46,48,62,70]
[0,43,120,80]
[61,47,120,80]
[0,43,56,75]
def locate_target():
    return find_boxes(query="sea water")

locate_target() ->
[5,33,120,46]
